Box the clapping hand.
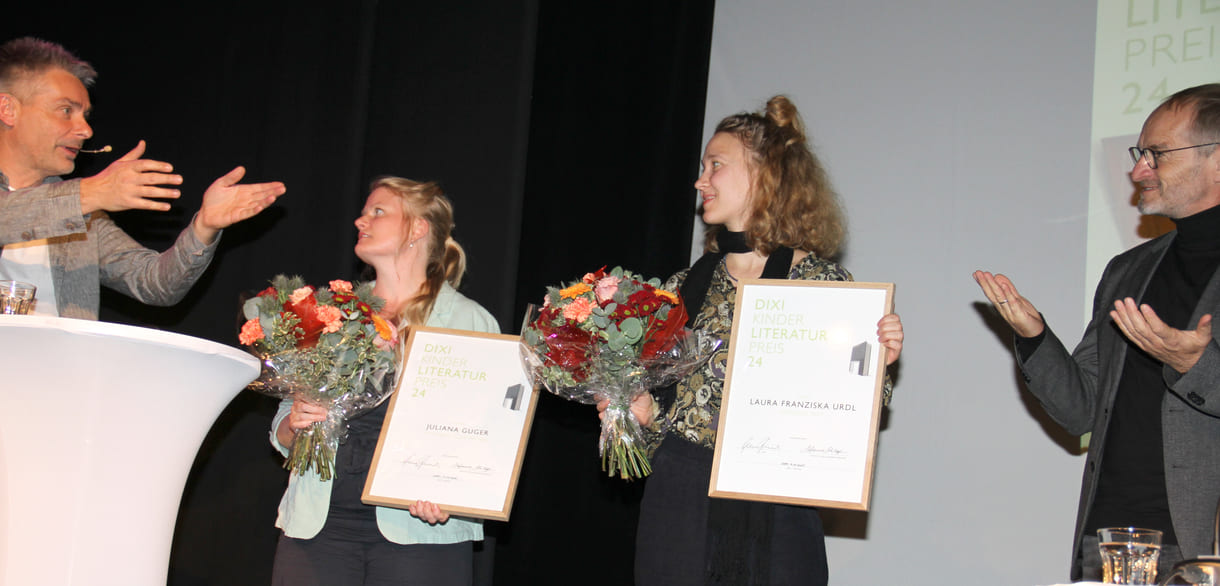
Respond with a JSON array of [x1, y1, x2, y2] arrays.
[[1110, 298, 1212, 373], [973, 270, 1045, 338]]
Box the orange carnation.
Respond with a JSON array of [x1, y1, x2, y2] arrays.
[[316, 305, 343, 334], [562, 297, 596, 322], [238, 319, 264, 345], [289, 286, 315, 305]]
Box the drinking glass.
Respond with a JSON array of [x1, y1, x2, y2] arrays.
[[1097, 527, 1162, 584], [0, 280, 36, 315]]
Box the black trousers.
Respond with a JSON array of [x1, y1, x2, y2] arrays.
[[271, 403, 473, 586], [635, 437, 829, 586], [271, 529, 472, 586]]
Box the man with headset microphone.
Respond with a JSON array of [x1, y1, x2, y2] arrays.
[[0, 36, 285, 320]]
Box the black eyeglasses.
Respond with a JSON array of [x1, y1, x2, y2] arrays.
[[1128, 143, 1220, 169]]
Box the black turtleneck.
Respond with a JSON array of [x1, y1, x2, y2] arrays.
[[1086, 203, 1220, 544]]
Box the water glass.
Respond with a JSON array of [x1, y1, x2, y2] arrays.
[[1098, 527, 1162, 584], [0, 280, 37, 315]]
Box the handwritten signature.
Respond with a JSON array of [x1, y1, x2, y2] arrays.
[[801, 444, 847, 458], [739, 437, 781, 454], [402, 453, 495, 476]]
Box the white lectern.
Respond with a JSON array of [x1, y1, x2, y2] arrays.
[[0, 315, 259, 586]]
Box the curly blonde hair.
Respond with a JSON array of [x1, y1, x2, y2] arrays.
[[369, 176, 467, 326], [704, 95, 845, 258]]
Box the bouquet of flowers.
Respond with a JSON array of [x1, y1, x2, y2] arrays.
[[239, 275, 399, 480], [520, 266, 718, 480]]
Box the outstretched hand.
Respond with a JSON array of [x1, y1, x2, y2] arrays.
[[78, 140, 182, 214], [973, 270, 1045, 338], [1110, 298, 1212, 373], [193, 166, 286, 243]]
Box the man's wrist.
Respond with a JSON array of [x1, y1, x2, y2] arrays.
[[77, 177, 100, 215], [190, 213, 220, 245]]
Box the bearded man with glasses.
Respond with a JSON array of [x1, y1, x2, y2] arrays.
[[974, 83, 1220, 583]]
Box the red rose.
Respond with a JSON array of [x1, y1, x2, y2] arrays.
[[285, 294, 326, 348], [257, 286, 277, 297], [543, 324, 595, 375], [536, 305, 564, 325], [641, 298, 688, 358]]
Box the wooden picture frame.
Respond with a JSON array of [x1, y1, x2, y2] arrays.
[[363, 326, 538, 521], [709, 280, 894, 511]]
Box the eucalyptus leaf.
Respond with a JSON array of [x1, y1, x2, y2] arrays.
[[522, 329, 541, 345], [243, 297, 262, 320], [620, 317, 643, 343]]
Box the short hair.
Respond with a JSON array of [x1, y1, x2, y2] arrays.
[[0, 37, 97, 97], [368, 176, 467, 326], [1156, 83, 1220, 147], [706, 95, 845, 259]]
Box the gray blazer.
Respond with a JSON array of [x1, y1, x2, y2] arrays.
[[0, 176, 218, 320], [1021, 231, 1220, 579]]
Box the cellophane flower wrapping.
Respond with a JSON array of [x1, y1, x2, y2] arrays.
[[519, 266, 720, 480], [239, 275, 399, 481]]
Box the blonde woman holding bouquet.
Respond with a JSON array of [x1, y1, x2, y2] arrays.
[[270, 177, 499, 586], [607, 96, 904, 586]]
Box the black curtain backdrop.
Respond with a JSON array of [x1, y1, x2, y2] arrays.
[[3, 2, 712, 584], [497, 3, 715, 585]]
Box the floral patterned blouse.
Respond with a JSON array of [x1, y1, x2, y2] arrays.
[[651, 253, 892, 451]]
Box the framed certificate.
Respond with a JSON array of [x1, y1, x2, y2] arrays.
[[709, 280, 894, 510], [362, 326, 539, 521]]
